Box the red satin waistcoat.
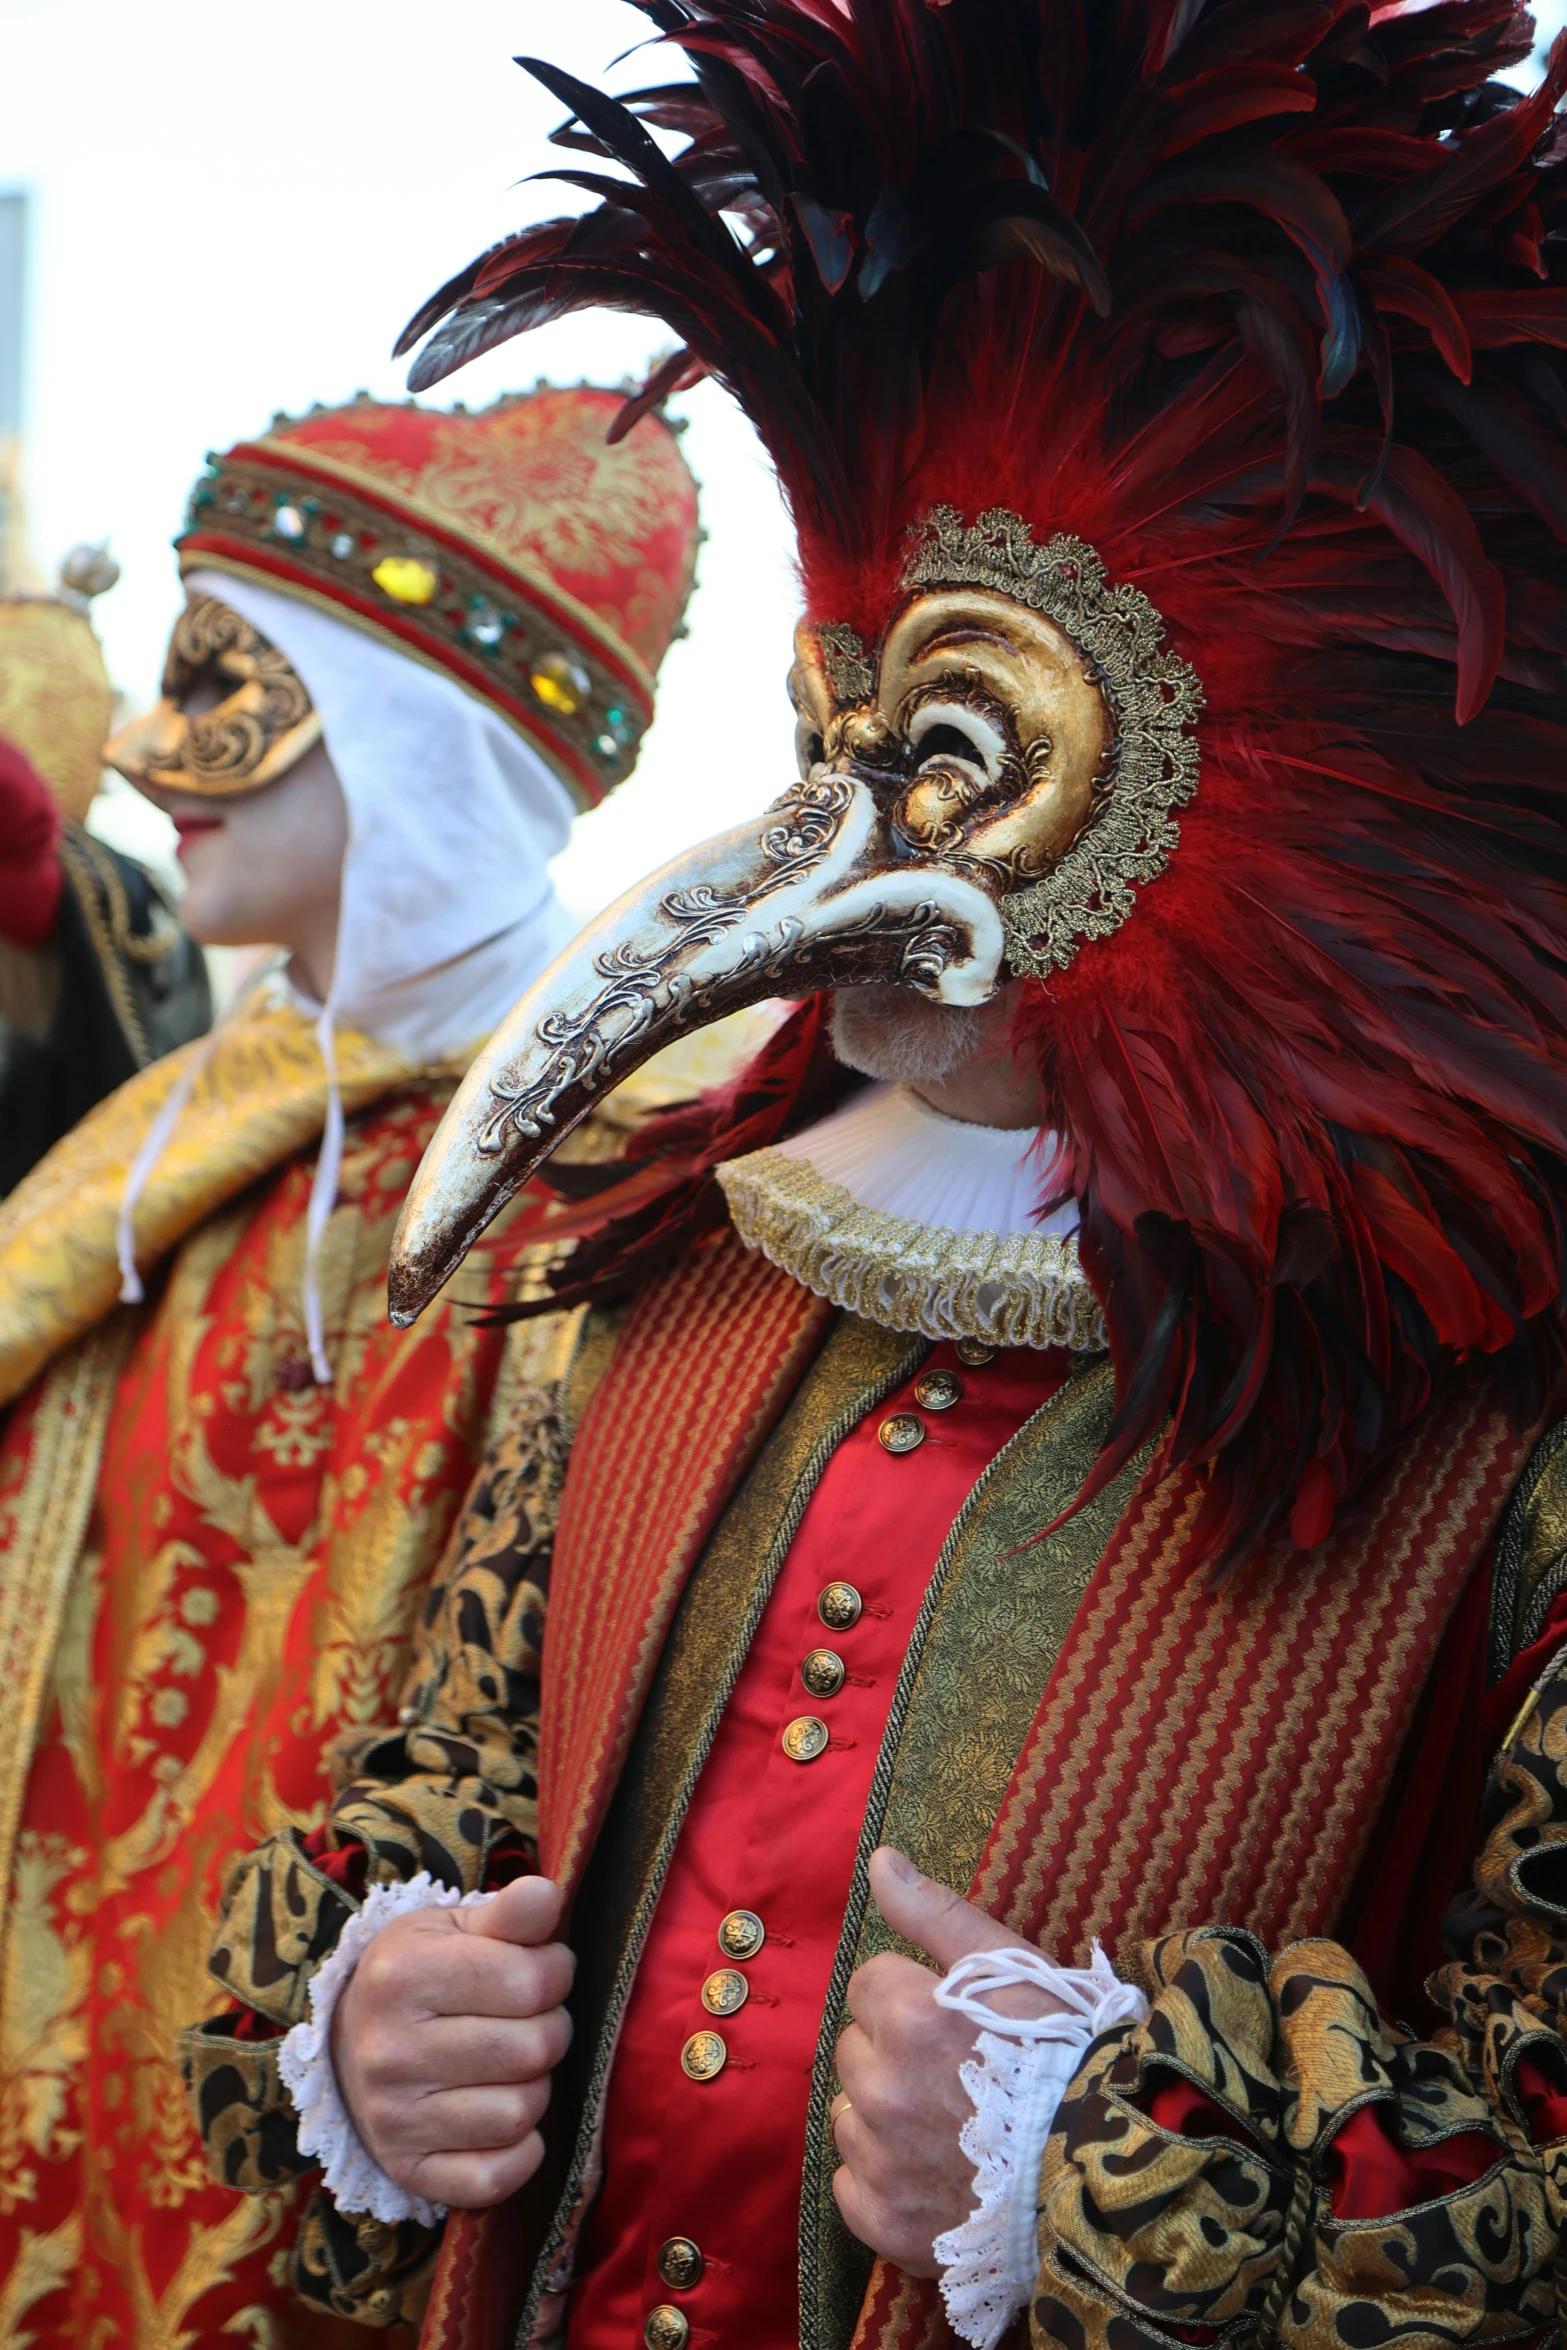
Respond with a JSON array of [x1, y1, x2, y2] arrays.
[[566, 1340, 1069, 2350]]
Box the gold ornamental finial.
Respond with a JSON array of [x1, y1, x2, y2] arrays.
[[57, 541, 121, 605]]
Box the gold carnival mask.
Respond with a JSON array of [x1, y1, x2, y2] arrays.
[[387, 508, 1203, 1320], [105, 595, 321, 796]]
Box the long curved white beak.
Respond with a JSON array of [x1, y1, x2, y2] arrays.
[[388, 771, 1005, 1324]]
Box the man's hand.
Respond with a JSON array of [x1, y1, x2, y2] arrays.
[[331, 1875, 575, 2211], [831, 1847, 1064, 2275]]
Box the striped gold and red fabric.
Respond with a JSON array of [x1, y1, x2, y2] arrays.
[[847, 1375, 1540, 2350], [538, 1230, 835, 1894], [421, 1232, 833, 2350]]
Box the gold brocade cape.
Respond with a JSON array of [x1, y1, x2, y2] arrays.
[[0, 988, 514, 2350], [0, 984, 421, 1409]]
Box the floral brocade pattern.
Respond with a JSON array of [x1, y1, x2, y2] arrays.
[[286, 401, 693, 673], [278, 393, 694, 665], [1034, 1659, 1567, 2350], [0, 983, 419, 1409], [0, 1079, 550, 2350]]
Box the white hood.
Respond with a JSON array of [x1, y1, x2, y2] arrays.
[[187, 568, 578, 1058]]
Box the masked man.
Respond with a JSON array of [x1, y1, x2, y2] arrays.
[[0, 384, 698, 2348], [0, 549, 211, 1191], [187, 8, 1567, 2350]]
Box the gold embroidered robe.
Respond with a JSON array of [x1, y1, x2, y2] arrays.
[[0, 987, 631, 2350]]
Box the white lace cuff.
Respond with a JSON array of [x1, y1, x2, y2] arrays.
[[277, 1871, 493, 2228], [931, 1943, 1148, 2350]]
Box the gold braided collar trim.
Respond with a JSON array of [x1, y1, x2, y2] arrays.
[[717, 1146, 1107, 1353]]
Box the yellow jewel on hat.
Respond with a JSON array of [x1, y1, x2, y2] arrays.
[[530, 649, 592, 715], [372, 555, 439, 606]]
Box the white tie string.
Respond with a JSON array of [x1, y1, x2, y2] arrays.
[[301, 1003, 344, 1387], [934, 1940, 1148, 2042], [116, 1022, 224, 1305]]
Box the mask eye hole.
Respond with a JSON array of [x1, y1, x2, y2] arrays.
[[906, 699, 1006, 782], [917, 722, 983, 769], [178, 662, 237, 719]]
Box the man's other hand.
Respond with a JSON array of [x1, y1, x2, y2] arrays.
[[831, 1847, 1065, 2275], [331, 1874, 574, 2211]]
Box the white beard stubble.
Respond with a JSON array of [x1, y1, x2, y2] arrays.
[[828, 985, 991, 1084]]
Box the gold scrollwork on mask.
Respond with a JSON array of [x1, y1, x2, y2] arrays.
[[796, 508, 1203, 978], [902, 508, 1202, 973], [105, 598, 322, 798]]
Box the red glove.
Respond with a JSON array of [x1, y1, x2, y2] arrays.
[[0, 735, 64, 948]]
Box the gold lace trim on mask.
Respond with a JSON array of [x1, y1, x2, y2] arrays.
[[901, 506, 1204, 977], [717, 1147, 1107, 1353]]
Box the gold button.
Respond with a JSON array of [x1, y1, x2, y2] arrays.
[[657, 2237, 705, 2291], [701, 1966, 750, 2017], [680, 2029, 728, 2082], [717, 1908, 764, 1960], [914, 1369, 963, 1411], [878, 1413, 925, 1455], [644, 2306, 691, 2350], [782, 1714, 830, 1762], [818, 1581, 863, 1631], [801, 1646, 846, 1698], [955, 1337, 996, 1367]]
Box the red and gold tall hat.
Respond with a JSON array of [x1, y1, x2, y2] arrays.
[[176, 385, 699, 809]]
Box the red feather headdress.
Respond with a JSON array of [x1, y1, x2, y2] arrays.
[[406, 0, 1567, 1567]]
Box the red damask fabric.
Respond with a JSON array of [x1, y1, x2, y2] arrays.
[[0, 1080, 519, 2350]]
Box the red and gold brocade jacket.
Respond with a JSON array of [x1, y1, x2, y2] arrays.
[[0, 985, 656, 2350], [183, 1223, 1567, 2350]]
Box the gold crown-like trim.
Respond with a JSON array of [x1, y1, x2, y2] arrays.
[[901, 507, 1203, 976], [717, 1146, 1107, 1353]]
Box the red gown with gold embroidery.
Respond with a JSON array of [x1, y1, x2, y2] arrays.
[[0, 1002, 555, 2349]]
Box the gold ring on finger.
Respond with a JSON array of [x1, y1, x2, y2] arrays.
[[829, 2092, 852, 2150]]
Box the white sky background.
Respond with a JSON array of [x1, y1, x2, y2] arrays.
[[3, 0, 1565, 930]]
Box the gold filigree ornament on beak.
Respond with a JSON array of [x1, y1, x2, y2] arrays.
[[387, 509, 1202, 1322], [105, 596, 321, 797]]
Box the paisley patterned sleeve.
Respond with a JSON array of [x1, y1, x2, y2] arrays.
[[1033, 1652, 1567, 2350], [178, 1363, 571, 2327]]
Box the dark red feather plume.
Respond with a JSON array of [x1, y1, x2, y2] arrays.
[[407, 0, 1567, 1571]]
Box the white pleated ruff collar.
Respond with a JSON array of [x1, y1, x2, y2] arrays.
[[716, 1083, 1106, 1353]]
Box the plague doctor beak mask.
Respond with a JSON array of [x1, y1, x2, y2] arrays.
[[389, 510, 1200, 1322], [376, 0, 1567, 1589]]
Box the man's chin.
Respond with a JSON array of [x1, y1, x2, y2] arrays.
[[829, 985, 992, 1084]]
